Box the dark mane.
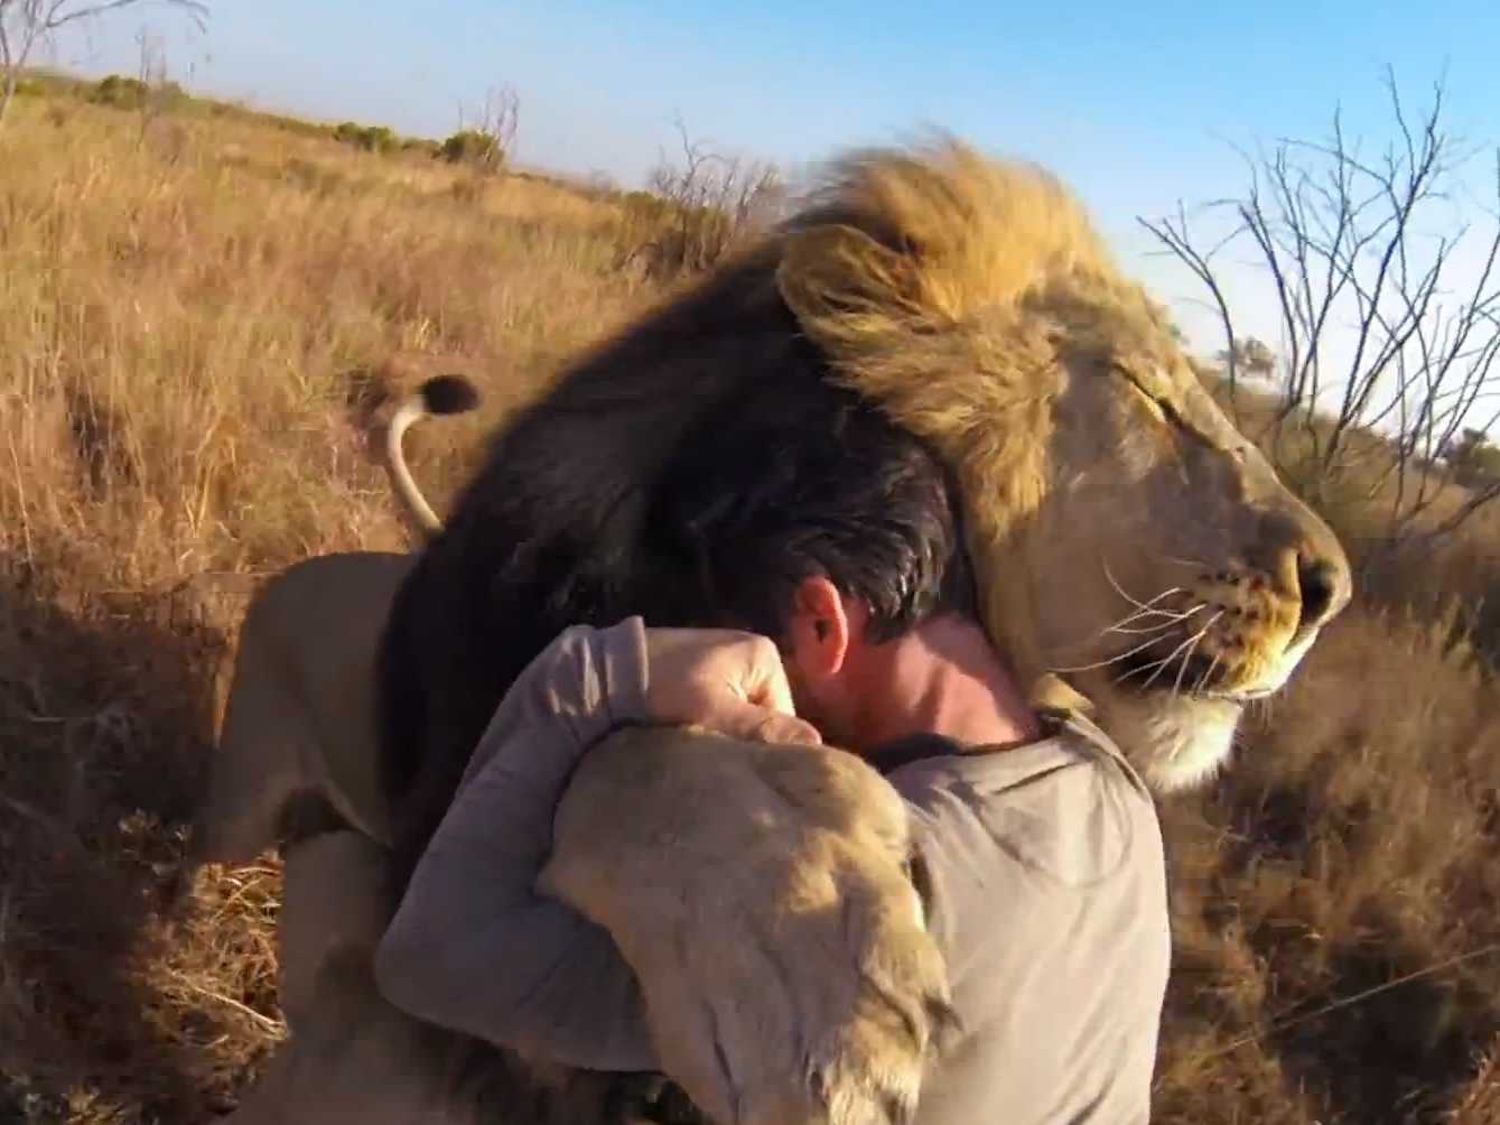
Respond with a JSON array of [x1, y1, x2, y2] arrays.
[[377, 244, 838, 873]]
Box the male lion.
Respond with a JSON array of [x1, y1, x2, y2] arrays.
[[373, 136, 1350, 1120]]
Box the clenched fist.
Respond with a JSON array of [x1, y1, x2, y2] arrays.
[[643, 629, 823, 748]]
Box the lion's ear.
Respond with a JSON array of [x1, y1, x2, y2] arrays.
[[775, 224, 926, 356]]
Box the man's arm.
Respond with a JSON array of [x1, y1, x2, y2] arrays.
[[374, 618, 817, 1072], [374, 617, 659, 1071]]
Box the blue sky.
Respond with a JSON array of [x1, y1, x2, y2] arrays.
[[52, 0, 1500, 360]]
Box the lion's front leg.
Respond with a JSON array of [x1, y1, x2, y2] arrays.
[[540, 727, 951, 1125]]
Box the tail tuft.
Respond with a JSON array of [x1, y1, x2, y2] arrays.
[[420, 374, 481, 417], [385, 374, 481, 538]]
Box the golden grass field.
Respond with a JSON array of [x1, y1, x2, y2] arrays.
[[1, 89, 1498, 1124]]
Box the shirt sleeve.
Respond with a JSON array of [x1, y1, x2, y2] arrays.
[[373, 616, 659, 1072]]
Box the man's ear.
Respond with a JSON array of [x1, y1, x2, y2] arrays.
[[786, 576, 855, 679]]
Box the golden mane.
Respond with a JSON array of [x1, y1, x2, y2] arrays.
[[787, 138, 1119, 323]]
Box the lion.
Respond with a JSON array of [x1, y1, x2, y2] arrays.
[[366, 136, 1350, 1121]]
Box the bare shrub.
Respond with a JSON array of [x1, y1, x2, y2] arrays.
[[624, 117, 785, 279], [1143, 72, 1500, 541], [442, 84, 518, 173]]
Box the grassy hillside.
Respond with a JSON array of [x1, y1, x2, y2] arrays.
[[1, 89, 1497, 1124]]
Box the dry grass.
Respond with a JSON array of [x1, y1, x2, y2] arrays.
[[1, 94, 1498, 1123], [1154, 604, 1500, 1122], [0, 95, 657, 1121]]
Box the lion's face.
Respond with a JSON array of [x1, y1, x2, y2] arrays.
[[776, 141, 1351, 790], [1014, 308, 1350, 790]]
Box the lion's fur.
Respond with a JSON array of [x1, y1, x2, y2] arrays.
[[194, 550, 412, 866], [776, 146, 1124, 548]]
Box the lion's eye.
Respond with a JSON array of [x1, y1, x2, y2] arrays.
[[1113, 367, 1181, 427], [1151, 391, 1187, 429], [1133, 388, 1168, 424]]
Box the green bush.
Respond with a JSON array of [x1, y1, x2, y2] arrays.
[[87, 74, 186, 112], [1445, 429, 1500, 489], [332, 121, 397, 154], [439, 129, 503, 171], [400, 137, 443, 159], [90, 75, 150, 110]]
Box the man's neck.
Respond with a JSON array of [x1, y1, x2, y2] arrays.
[[844, 616, 1041, 752]]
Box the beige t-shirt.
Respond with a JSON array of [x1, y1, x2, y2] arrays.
[[376, 618, 1170, 1124]]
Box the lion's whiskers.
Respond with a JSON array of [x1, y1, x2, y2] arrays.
[[1172, 623, 1216, 699], [1050, 602, 1211, 672], [1048, 595, 1198, 655], [1049, 561, 1213, 669], [1193, 653, 1223, 695], [1156, 552, 1213, 572], [1111, 600, 1199, 626], [1048, 632, 1170, 675], [1117, 612, 1223, 693], [1094, 558, 1235, 697], [1106, 603, 1207, 635], [1102, 562, 1184, 616]]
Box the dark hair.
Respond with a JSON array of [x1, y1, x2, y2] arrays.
[[648, 376, 975, 643]]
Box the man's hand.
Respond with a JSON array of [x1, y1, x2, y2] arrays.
[[644, 629, 823, 747]]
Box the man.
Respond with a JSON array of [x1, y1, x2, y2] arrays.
[[376, 386, 1170, 1123]]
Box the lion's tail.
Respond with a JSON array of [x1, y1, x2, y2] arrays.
[[384, 374, 481, 537]]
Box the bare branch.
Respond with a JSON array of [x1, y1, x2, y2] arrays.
[[1138, 202, 1242, 396], [446, 83, 519, 173], [633, 115, 783, 278], [1139, 74, 1500, 538]]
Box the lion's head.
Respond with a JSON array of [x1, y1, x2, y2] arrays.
[[772, 140, 1351, 789]]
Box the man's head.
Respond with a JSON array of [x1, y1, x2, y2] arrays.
[[651, 376, 1031, 751]]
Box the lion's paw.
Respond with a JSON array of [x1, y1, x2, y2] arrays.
[[541, 727, 953, 1125]]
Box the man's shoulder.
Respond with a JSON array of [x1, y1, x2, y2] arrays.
[[889, 727, 1160, 889]]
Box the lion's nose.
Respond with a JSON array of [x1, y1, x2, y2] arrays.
[[1258, 507, 1353, 637], [1296, 551, 1350, 632]]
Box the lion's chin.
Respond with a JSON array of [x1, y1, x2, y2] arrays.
[[1092, 689, 1242, 794]]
